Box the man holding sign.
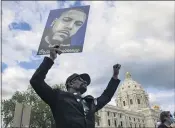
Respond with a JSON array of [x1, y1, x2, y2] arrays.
[[30, 45, 121, 128]]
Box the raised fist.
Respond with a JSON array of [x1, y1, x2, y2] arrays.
[[113, 64, 121, 79]]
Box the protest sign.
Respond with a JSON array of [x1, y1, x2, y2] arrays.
[[37, 5, 90, 55]]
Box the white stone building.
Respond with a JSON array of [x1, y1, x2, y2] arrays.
[[95, 72, 161, 128]]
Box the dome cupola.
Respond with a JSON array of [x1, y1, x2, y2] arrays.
[[116, 72, 150, 111]]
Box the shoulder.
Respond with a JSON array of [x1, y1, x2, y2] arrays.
[[53, 88, 67, 95], [158, 124, 163, 128], [158, 124, 168, 128], [83, 95, 98, 105], [84, 95, 95, 100]]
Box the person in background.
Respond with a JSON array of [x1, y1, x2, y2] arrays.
[[156, 121, 161, 128], [158, 111, 175, 128]]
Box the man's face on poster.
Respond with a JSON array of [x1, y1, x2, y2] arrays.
[[51, 9, 87, 43]]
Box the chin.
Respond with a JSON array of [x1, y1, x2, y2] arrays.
[[48, 35, 62, 44], [80, 91, 86, 95], [80, 88, 87, 94], [49, 39, 62, 46], [52, 37, 63, 42]]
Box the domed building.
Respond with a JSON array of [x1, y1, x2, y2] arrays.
[[95, 72, 161, 128], [116, 72, 150, 111]]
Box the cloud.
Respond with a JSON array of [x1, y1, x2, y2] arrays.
[[88, 57, 174, 91], [149, 90, 174, 104], [78, 1, 175, 89], [149, 90, 175, 114], [2, 65, 34, 99], [2, 1, 61, 66], [2, 1, 174, 115]]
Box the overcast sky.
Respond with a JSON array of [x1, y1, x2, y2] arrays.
[[2, 1, 175, 115]]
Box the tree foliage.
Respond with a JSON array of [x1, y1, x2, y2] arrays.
[[2, 84, 66, 128]]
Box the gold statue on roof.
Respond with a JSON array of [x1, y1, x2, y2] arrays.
[[153, 105, 160, 110]]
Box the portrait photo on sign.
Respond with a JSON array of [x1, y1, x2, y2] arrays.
[[37, 5, 90, 55]]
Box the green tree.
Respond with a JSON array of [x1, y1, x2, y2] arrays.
[[2, 84, 66, 128]]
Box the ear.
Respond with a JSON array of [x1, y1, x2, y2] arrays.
[[67, 82, 74, 89]]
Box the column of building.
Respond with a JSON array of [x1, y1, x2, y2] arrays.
[[100, 108, 108, 127]]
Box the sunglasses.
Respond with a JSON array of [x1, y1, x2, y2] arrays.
[[70, 76, 87, 84]]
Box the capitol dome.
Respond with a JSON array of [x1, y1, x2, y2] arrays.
[[117, 72, 145, 94], [116, 72, 150, 111]]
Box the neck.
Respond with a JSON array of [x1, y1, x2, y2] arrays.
[[68, 88, 81, 95]]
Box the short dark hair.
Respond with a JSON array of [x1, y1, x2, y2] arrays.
[[160, 111, 170, 123], [65, 79, 73, 90]]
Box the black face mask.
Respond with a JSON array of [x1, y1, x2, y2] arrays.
[[68, 76, 87, 94], [164, 117, 174, 127], [79, 84, 87, 94], [67, 83, 87, 94]]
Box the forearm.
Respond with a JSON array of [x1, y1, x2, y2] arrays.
[[112, 75, 118, 80], [30, 57, 54, 83], [101, 77, 120, 100], [95, 77, 120, 111], [30, 57, 56, 105]]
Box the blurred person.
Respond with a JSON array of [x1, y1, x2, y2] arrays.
[[170, 114, 175, 128], [30, 45, 121, 128], [157, 121, 161, 128], [158, 111, 175, 128]]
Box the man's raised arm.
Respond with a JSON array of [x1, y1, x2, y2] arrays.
[[30, 45, 62, 106], [94, 64, 121, 111]]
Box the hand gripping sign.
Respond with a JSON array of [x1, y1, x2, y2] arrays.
[[37, 5, 90, 55]]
